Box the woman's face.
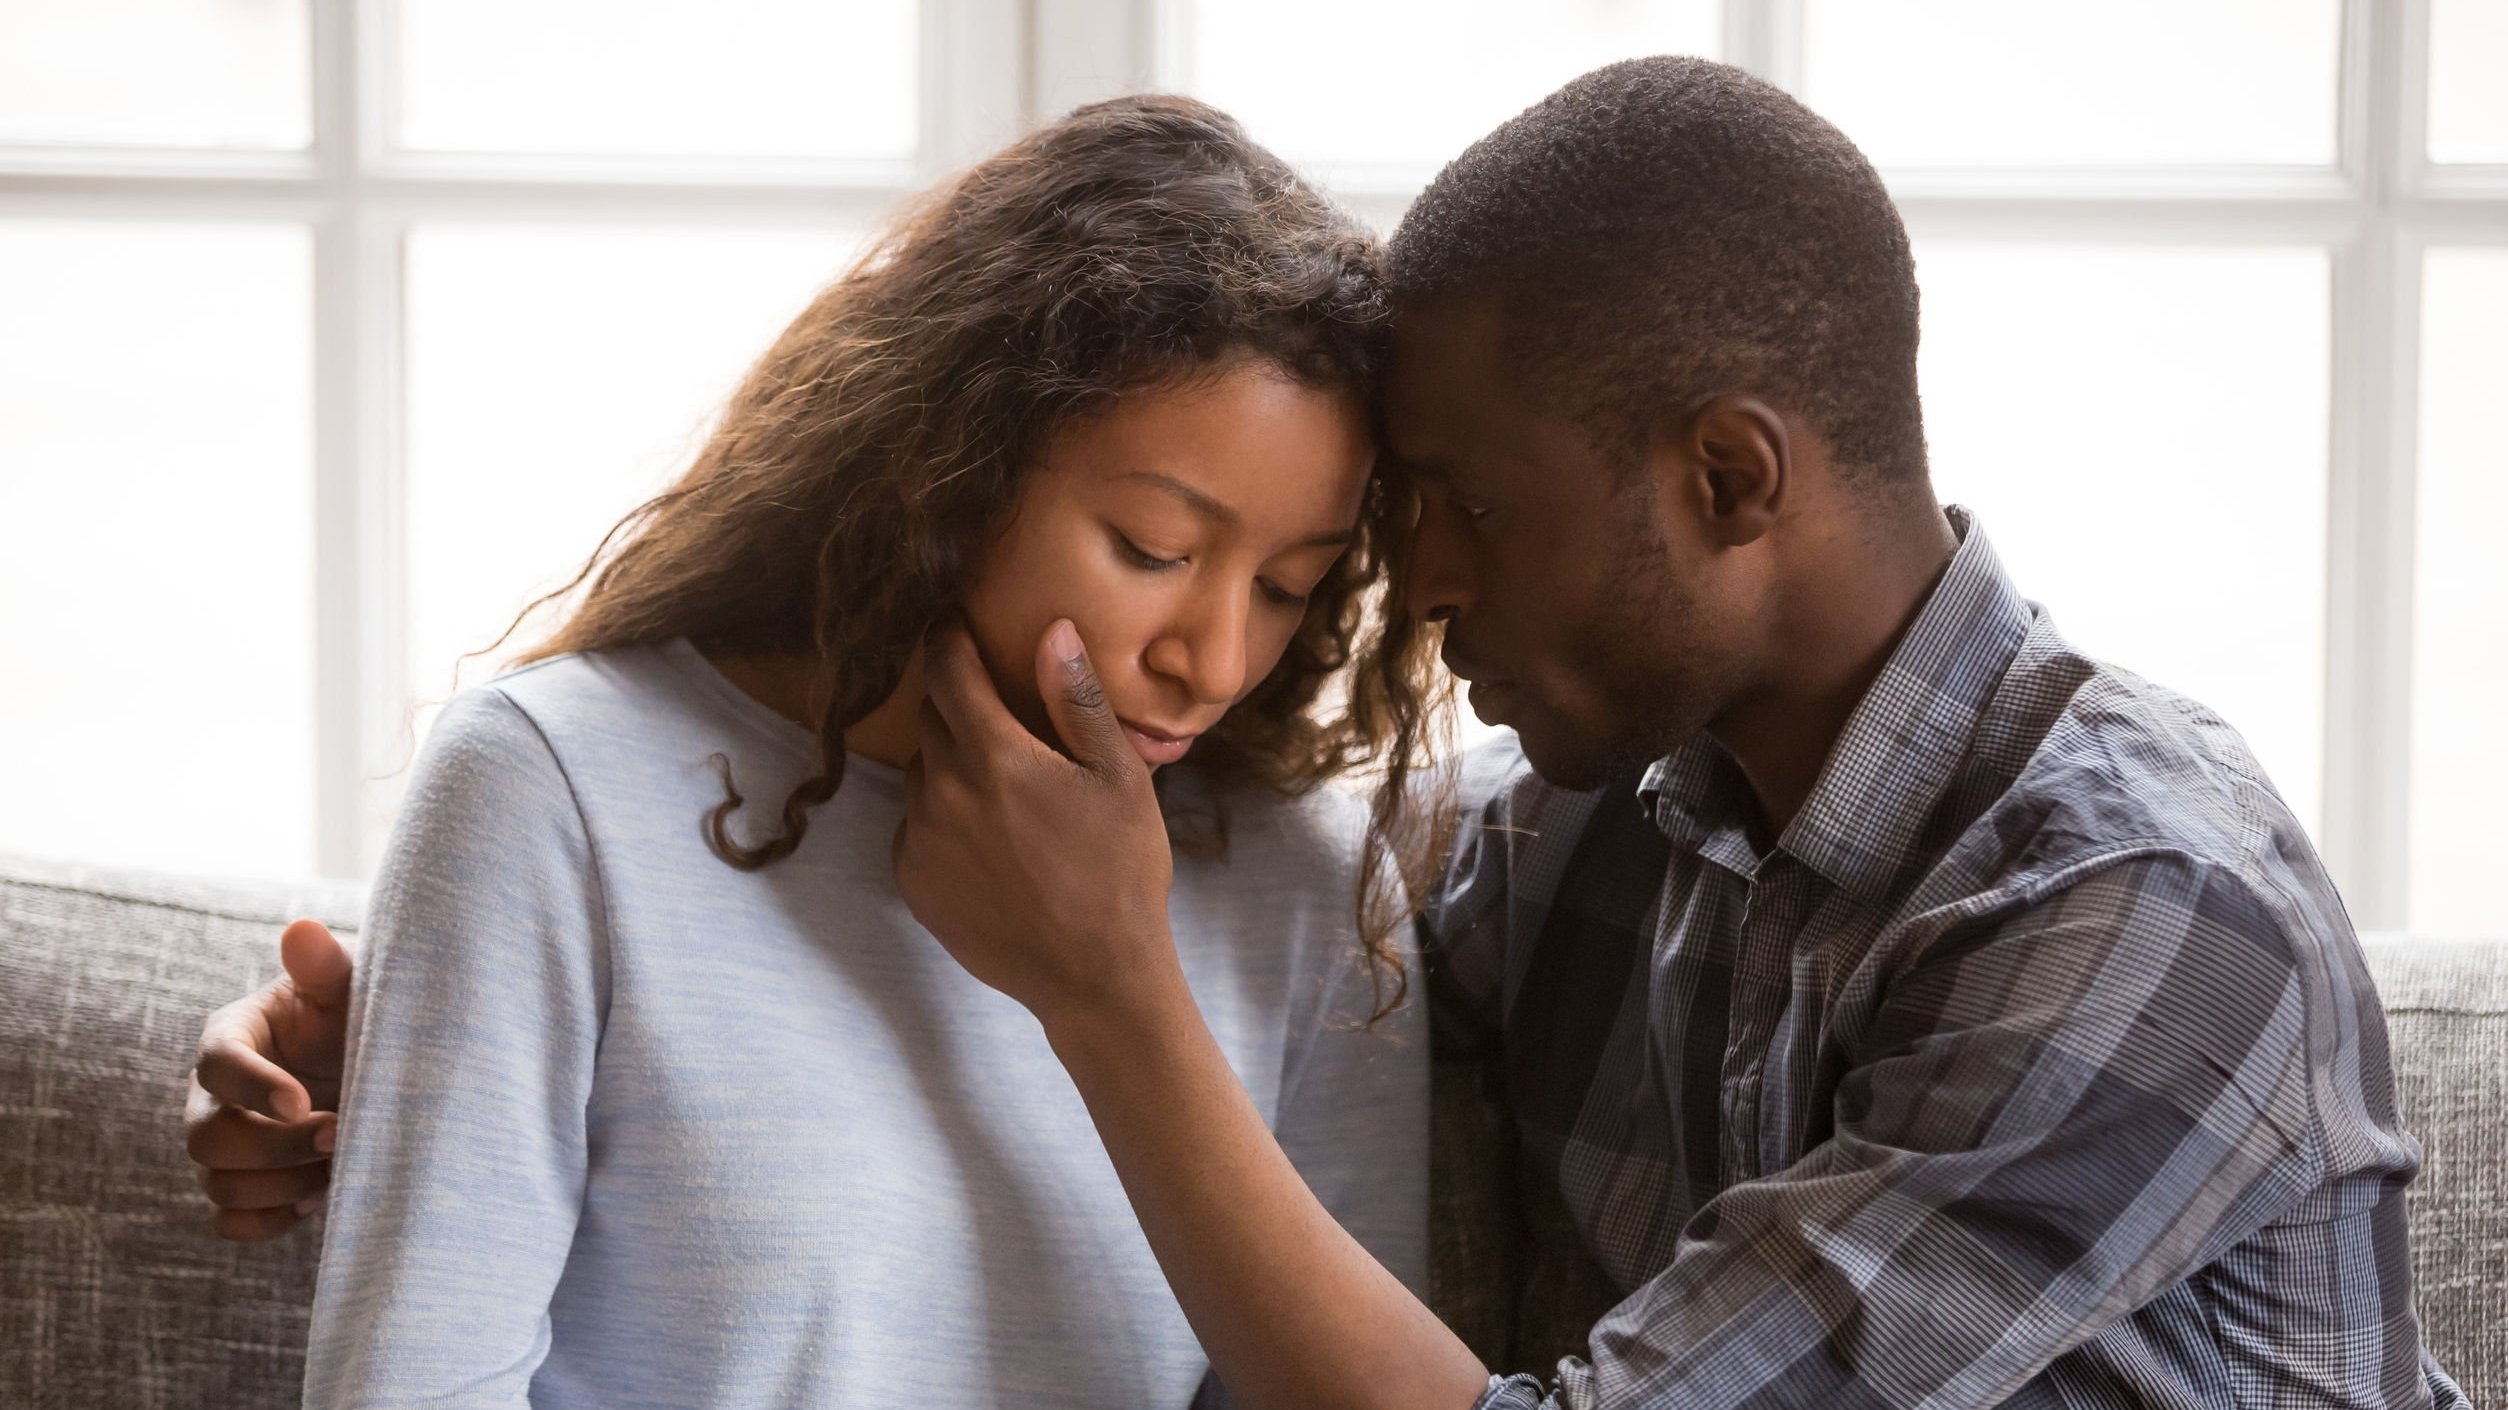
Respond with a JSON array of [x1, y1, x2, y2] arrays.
[[958, 357, 1373, 770]]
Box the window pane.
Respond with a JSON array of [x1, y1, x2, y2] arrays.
[[1915, 245, 2330, 832], [2409, 250, 2508, 938], [1804, 1, 2339, 167], [2430, 0, 2508, 164], [392, 0, 917, 160], [0, 0, 309, 149], [1176, 0, 1717, 178], [0, 222, 314, 877], [401, 225, 866, 809]]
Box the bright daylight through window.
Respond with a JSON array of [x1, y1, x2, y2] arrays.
[[1, 0, 2502, 938]]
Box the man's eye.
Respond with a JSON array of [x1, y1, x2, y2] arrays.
[[1456, 501, 1495, 523], [1114, 533, 1185, 571]]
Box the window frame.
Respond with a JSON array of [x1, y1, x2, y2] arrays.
[[1, 0, 2502, 928], [1146, 0, 2508, 930]]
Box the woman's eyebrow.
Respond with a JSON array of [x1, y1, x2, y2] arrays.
[[1116, 471, 1239, 526], [1115, 471, 1354, 551]]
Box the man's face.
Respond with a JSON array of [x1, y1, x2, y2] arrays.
[[1385, 295, 1756, 789]]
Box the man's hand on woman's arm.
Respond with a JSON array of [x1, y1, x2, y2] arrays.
[[184, 918, 353, 1240]]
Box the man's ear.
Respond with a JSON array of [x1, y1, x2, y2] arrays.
[[1658, 394, 1789, 548]]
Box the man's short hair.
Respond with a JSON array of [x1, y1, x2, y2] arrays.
[[1387, 56, 1928, 487]]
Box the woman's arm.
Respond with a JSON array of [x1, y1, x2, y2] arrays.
[[304, 687, 609, 1410]]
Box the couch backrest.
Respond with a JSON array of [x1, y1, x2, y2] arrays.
[[2359, 933, 2508, 1406], [1, 853, 359, 1410], [4, 851, 2502, 1409]]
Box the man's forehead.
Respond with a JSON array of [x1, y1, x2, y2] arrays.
[[1383, 298, 1509, 445], [1387, 291, 1509, 370]]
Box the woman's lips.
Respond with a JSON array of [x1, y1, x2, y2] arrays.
[[1117, 716, 1199, 766]]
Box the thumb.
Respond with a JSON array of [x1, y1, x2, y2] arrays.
[[1036, 620, 1134, 780], [280, 918, 353, 1009]]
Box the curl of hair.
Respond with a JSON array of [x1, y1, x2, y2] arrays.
[[490, 94, 1454, 1020]]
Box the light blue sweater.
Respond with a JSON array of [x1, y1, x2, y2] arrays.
[[303, 639, 1427, 1408]]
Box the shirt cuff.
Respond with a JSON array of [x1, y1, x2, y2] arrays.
[[1475, 1373, 1554, 1410]]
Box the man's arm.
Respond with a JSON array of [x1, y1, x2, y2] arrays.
[[893, 620, 1489, 1410], [1046, 980, 1486, 1410], [893, 620, 2325, 1410], [186, 918, 354, 1239], [1481, 851, 2322, 1409]]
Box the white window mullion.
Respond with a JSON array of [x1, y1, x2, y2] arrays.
[[1724, 0, 1806, 92], [310, 0, 410, 878], [307, 0, 359, 877], [921, 0, 1029, 176], [1035, 0, 1157, 126], [2319, 0, 2427, 928]]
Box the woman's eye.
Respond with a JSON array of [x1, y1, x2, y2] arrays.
[[1258, 579, 1311, 608], [1113, 533, 1185, 571]]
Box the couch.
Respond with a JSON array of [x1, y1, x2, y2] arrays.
[[4, 848, 2501, 1408]]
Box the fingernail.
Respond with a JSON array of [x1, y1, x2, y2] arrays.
[[294, 1193, 327, 1218], [314, 1123, 336, 1154], [1047, 619, 1082, 668]]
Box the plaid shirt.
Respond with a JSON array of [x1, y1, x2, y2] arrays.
[[1427, 511, 2468, 1410]]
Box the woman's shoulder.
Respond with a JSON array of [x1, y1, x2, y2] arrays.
[[454, 640, 810, 774], [470, 641, 687, 733]]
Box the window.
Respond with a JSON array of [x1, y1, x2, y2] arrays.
[[0, 0, 1016, 879], [4, 2, 2502, 938], [1158, 0, 2508, 939]]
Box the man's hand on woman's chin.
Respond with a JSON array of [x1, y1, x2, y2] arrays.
[[185, 918, 353, 1240], [891, 617, 1187, 1035]]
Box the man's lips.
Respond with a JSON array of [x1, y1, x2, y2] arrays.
[[1117, 716, 1200, 766]]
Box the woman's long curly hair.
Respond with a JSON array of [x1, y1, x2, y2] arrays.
[[498, 95, 1453, 1018]]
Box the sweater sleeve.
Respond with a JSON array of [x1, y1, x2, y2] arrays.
[[1267, 851, 1432, 1303], [303, 686, 610, 1409]]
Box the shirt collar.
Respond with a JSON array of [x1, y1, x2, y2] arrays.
[[1637, 507, 2037, 900]]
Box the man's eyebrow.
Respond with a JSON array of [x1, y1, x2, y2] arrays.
[[1391, 454, 1454, 485], [1115, 471, 1353, 551]]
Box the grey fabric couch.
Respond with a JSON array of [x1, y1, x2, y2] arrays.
[[4, 849, 2501, 1408]]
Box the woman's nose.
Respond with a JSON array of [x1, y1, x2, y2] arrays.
[[1145, 590, 1252, 707]]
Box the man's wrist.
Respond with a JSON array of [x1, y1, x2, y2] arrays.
[[1037, 941, 1199, 1077]]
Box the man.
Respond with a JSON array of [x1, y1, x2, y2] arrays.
[[191, 58, 2463, 1410]]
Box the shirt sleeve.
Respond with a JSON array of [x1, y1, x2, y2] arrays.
[[1478, 851, 2323, 1410], [1419, 733, 1537, 1060], [303, 686, 610, 1409]]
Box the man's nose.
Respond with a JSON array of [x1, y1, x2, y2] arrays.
[[1403, 504, 1473, 624]]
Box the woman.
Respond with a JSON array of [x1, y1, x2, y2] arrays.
[[298, 96, 1451, 1408]]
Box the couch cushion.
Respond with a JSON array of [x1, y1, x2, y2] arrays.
[[0, 852, 360, 1410], [2362, 934, 2508, 1410]]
